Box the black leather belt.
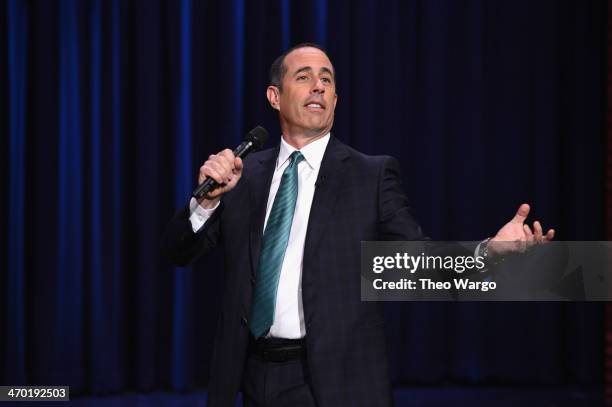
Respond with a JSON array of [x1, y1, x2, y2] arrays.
[[249, 336, 306, 362]]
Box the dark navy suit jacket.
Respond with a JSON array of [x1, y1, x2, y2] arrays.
[[163, 136, 427, 407]]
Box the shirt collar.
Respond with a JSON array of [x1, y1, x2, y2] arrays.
[[277, 133, 330, 171]]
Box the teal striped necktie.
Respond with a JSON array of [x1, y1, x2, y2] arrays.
[[249, 151, 304, 338]]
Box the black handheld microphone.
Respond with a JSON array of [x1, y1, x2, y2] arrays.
[[192, 126, 269, 199]]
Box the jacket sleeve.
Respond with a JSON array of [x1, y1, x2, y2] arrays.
[[377, 156, 429, 241], [161, 202, 223, 267]]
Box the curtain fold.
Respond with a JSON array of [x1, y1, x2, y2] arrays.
[[6, 0, 28, 385], [171, 0, 194, 391]]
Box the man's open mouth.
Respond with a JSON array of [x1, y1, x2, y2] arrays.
[[304, 102, 325, 111]]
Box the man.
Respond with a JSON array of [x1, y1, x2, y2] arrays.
[[162, 43, 554, 407]]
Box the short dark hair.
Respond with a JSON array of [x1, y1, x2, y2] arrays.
[[269, 42, 335, 91]]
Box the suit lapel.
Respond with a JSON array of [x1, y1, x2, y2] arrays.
[[303, 136, 349, 261], [248, 146, 278, 275]]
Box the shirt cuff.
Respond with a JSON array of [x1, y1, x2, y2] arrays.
[[188, 197, 219, 232]]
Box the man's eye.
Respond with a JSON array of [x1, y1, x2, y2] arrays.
[[321, 77, 332, 84], [297, 75, 308, 81]]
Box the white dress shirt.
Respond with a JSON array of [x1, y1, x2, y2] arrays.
[[189, 134, 330, 339]]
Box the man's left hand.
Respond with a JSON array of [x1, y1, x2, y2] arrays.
[[488, 203, 555, 256]]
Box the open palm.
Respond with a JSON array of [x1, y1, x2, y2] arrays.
[[489, 203, 555, 255]]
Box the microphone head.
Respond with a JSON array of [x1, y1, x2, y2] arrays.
[[246, 126, 269, 150]]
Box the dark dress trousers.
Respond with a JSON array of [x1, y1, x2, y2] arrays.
[[162, 136, 427, 407]]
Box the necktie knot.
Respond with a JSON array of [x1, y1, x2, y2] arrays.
[[289, 151, 304, 167]]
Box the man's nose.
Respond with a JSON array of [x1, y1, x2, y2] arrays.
[[311, 79, 325, 93]]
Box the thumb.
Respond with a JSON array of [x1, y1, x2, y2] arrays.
[[234, 157, 244, 172], [511, 203, 530, 224]]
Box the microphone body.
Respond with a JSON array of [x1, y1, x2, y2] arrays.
[[192, 126, 268, 199]]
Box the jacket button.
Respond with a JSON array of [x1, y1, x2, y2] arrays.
[[241, 316, 248, 326], [250, 277, 256, 286]]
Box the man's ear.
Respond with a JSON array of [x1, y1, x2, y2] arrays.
[[267, 86, 280, 111]]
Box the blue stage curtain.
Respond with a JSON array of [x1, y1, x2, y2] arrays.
[[2, 0, 604, 395], [5, 0, 28, 386]]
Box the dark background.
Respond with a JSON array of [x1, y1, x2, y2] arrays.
[[2, 0, 605, 398]]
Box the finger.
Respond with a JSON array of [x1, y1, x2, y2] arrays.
[[234, 157, 243, 172], [219, 148, 236, 165], [198, 158, 215, 180], [211, 153, 233, 173], [523, 223, 533, 240], [522, 224, 535, 249], [545, 229, 555, 241], [198, 164, 208, 183], [533, 221, 543, 242], [228, 158, 244, 185], [200, 156, 215, 174], [203, 164, 226, 184], [209, 160, 233, 182], [201, 154, 217, 175], [207, 160, 226, 177], [511, 203, 530, 224]]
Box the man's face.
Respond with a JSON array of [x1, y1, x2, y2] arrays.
[[267, 47, 338, 139]]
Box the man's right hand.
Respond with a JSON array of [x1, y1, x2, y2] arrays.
[[196, 149, 243, 208]]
